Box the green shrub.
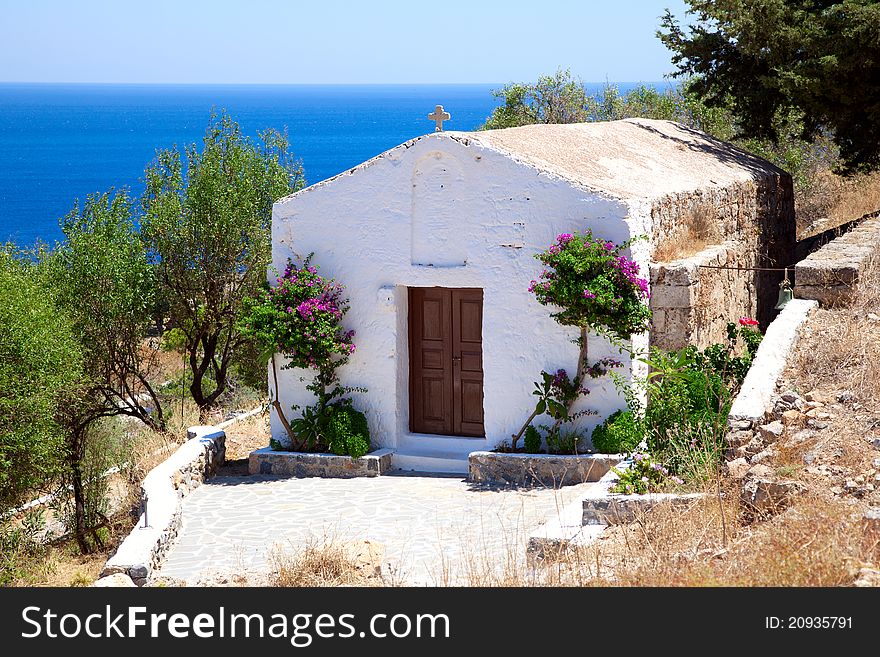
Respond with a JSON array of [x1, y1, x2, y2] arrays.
[[611, 453, 683, 495], [591, 410, 643, 454], [523, 425, 542, 453], [546, 430, 581, 455], [326, 405, 371, 459]]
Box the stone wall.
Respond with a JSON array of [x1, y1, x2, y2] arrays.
[[795, 215, 880, 306], [99, 427, 225, 586], [468, 451, 620, 488], [649, 174, 796, 348], [249, 447, 394, 478], [650, 242, 756, 351]]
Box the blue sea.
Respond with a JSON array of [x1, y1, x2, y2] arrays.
[[0, 82, 657, 246]]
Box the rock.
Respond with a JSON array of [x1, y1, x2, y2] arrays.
[[805, 401, 824, 410], [808, 419, 829, 430], [92, 573, 136, 588], [863, 507, 880, 542], [868, 313, 880, 322], [740, 475, 806, 518], [758, 421, 785, 443], [803, 450, 817, 465], [128, 564, 149, 579], [781, 409, 805, 428], [844, 480, 859, 491], [836, 391, 855, 404], [746, 463, 775, 480], [854, 568, 880, 587], [781, 390, 801, 404], [726, 430, 754, 448], [873, 458, 880, 470], [871, 437, 880, 451], [725, 457, 751, 480], [805, 390, 831, 403], [743, 436, 766, 457], [750, 447, 778, 465], [731, 420, 752, 431], [790, 429, 816, 444]]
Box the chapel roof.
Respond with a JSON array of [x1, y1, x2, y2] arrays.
[[457, 118, 784, 200]]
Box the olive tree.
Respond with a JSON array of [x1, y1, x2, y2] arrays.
[[142, 112, 304, 413], [0, 248, 83, 512], [51, 190, 164, 431]]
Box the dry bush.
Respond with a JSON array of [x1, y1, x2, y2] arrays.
[[269, 539, 384, 587], [653, 204, 720, 262], [798, 171, 880, 237]]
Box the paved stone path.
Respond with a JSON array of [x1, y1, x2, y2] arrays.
[[156, 472, 595, 585]]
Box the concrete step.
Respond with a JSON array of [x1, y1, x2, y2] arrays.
[[392, 449, 469, 474], [527, 494, 607, 561]]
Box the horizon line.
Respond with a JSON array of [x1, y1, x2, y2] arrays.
[[0, 79, 673, 87]]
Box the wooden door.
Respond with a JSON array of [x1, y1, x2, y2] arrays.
[[409, 287, 484, 436]]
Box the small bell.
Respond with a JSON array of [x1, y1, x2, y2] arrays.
[[775, 268, 793, 310]]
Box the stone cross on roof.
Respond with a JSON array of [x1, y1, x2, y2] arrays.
[[428, 105, 451, 132]]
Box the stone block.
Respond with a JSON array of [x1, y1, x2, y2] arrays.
[[650, 284, 693, 309], [468, 452, 620, 488], [582, 492, 704, 525], [247, 447, 394, 479]]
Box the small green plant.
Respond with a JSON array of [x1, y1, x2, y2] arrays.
[[545, 429, 582, 455], [159, 327, 187, 352], [591, 409, 644, 454], [611, 453, 683, 495], [0, 510, 47, 586], [325, 404, 371, 459], [523, 425, 543, 454]]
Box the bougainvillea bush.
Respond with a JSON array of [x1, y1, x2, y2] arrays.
[[529, 231, 651, 340], [241, 255, 369, 456], [509, 231, 651, 451]]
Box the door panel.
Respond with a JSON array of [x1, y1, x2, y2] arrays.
[[451, 289, 485, 436], [409, 288, 453, 435], [409, 287, 484, 437]]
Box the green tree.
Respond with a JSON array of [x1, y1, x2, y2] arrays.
[[50, 190, 164, 431], [0, 248, 83, 512], [481, 68, 591, 129], [659, 0, 880, 174], [142, 111, 304, 413]]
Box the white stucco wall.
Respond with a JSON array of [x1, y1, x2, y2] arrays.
[[270, 133, 649, 458]]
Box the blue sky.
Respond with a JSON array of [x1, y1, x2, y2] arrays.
[[0, 0, 690, 84]]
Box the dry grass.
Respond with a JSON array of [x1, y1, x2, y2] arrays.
[[585, 493, 874, 586], [653, 204, 720, 262], [798, 170, 880, 238], [222, 409, 271, 461], [269, 538, 385, 587], [789, 256, 880, 399]]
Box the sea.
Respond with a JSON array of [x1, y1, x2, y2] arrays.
[[0, 82, 657, 246]]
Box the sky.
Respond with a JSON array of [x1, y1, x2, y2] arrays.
[[0, 0, 691, 84]]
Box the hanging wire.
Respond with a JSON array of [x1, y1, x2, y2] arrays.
[[695, 264, 799, 271]]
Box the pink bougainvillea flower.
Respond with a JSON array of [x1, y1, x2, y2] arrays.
[[738, 317, 759, 326]]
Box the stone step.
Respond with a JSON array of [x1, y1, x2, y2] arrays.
[[392, 449, 469, 474], [527, 494, 607, 561]]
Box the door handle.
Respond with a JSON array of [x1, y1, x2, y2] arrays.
[[452, 356, 461, 365]]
